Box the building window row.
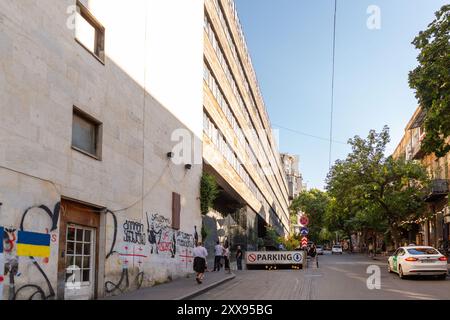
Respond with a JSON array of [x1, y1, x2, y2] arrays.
[[204, 62, 288, 221], [204, 112, 279, 219], [204, 13, 251, 130], [204, 14, 286, 202], [206, 4, 290, 206]]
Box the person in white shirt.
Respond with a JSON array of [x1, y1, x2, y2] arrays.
[[214, 241, 224, 272], [193, 241, 208, 284]]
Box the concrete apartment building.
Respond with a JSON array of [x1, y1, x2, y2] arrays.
[[202, 0, 290, 252], [0, 0, 290, 300], [280, 153, 305, 201], [393, 106, 450, 250], [0, 0, 204, 300]]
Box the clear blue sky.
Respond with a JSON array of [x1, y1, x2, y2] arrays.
[[235, 0, 448, 190]]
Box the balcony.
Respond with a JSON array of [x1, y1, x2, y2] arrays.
[[408, 131, 426, 160], [424, 179, 449, 202]]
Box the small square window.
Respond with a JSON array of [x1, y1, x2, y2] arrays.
[[75, 1, 105, 63], [72, 107, 102, 159]]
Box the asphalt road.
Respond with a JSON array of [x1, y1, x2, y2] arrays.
[[193, 253, 450, 300]]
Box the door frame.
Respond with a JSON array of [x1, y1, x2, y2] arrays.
[[57, 199, 102, 300]]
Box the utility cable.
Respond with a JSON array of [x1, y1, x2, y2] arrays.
[[329, 0, 338, 168]]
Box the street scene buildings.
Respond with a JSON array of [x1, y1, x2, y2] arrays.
[[0, 0, 449, 302], [0, 0, 294, 300]]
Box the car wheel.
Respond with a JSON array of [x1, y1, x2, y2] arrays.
[[399, 265, 406, 279]]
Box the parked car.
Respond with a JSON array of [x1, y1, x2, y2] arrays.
[[331, 245, 343, 255], [316, 245, 324, 255], [388, 246, 448, 280]]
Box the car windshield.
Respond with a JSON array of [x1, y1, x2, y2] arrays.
[[317, 246, 323, 249], [333, 246, 341, 248], [407, 248, 439, 255]]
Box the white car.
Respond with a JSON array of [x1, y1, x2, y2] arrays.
[[331, 245, 343, 254], [316, 245, 324, 255], [388, 246, 448, 279]]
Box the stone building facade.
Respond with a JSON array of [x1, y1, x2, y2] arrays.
[[0, 0, 203, 300], [393, 106, 450, 250], [280, 153, 304, 201]]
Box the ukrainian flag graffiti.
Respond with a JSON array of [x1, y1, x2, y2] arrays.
[[17, 231, 51, 258]]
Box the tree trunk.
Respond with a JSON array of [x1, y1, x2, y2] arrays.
[[391, 225, 401, 249], [348, 232, 353, 253]]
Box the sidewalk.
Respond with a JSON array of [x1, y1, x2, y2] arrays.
[[102, 271, 235, 300]]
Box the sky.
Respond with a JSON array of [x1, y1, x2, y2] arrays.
[[235, 0, 448, 190]]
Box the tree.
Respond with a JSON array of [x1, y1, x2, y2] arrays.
[[409, 5, 450, 157], [264, 226, 280, 249], [290, 189, 330, 243], [278, 235, 300, 251], [326, 127, 429, 247], [200, 173, 219, 215]]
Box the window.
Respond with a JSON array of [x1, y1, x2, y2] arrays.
[[75, 1, 105, 63], [407, 248, 439, 255], [72, 107, 102, 159]]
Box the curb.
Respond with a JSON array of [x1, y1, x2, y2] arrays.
[[176, 273, 236, 300]]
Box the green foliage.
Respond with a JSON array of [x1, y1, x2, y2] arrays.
[[409, 5, 450, 157], [291, 189, 330, 243], [325, 127, 429, 246], [264, 226, 280, 248], [200, 173, 219, 215], [318, 227, 333, 242], [201, 224, 210, 242], [278, 235, 300, 251]]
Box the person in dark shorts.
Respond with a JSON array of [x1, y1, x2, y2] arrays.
[[236, 245, 243, 270], [193, 241, 208, 284]]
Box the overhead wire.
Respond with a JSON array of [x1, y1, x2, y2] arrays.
[[329, 0, 338, 169]]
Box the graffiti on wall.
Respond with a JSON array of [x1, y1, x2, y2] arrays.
[[104, 211, 197, 295], [123, 220, 146, 245], [1, 202, 60, 300], [0, 227, 4, 299]]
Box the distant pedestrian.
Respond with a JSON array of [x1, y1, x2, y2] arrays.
[[236, 245, 243, 270], [214, 241, 224, 272], [223, 244, 231, 274], [368, 242, 374, 258], [193, 241, 208, 284]]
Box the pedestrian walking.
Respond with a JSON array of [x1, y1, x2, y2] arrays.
[[368, 242, 374, 258], [236, 245, 243, 271], [214, 241, 224, 271], [193, 241, 208, 284], [223, 244, 231, 274]]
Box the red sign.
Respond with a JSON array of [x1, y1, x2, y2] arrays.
[[248, 253, 257, 263], [299, 216, 309, 226]]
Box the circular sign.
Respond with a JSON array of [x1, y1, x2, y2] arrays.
[[293, 253, 302, 263], [299, 216, 309, 226], [300, 227, 309, 236], [248, 254, 257, 263]]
